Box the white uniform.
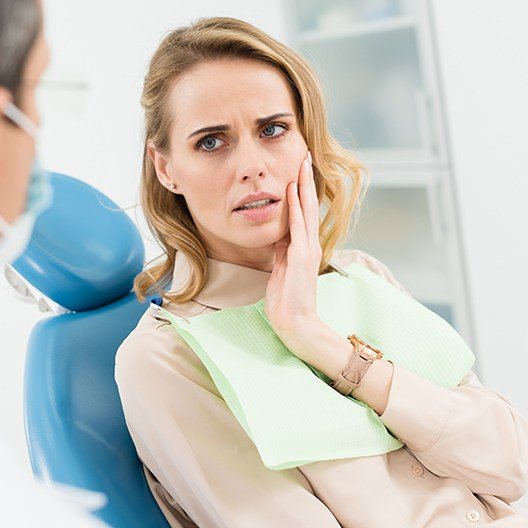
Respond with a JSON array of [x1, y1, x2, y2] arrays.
[[0, 434, 109, 527]]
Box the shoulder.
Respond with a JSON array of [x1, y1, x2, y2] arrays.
[[114, 304, 213, 395], [331, 248, 412, 297], [114, 308, 181, 383]]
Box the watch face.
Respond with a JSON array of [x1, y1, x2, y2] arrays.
[[362, 346, 379, 360], [349, 334, 383, 360]]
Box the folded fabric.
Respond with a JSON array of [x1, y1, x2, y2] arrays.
[[155, 261, 475, 471]]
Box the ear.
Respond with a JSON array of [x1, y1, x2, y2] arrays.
[[147, 142, 178, 192]]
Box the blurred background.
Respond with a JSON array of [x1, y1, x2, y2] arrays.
[[1, 0, 527, 510]]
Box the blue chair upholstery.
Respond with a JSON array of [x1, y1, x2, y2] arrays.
[[12, 172, 171, 528]]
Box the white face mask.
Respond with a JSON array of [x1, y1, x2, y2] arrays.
[[0, 101, 53, 265]]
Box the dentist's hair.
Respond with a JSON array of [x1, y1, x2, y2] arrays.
[[0, 0, 41, 106], [134, 16, 371, 304]]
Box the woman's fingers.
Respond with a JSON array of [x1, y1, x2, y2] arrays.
[[298, 151, 319, 251], [288, 179, 304, 251]]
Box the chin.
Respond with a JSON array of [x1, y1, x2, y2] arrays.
[[235, 225, 286, 247]]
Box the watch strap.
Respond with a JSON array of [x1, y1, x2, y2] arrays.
[[329, 348, 373, 396]]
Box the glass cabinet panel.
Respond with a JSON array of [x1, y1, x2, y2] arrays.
[[286, 0, 430, 159]]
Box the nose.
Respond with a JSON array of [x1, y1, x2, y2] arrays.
[[234, 134, 268, 182]]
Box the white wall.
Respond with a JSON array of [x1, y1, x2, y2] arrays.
[[430, 1, 528, 410], [430, 0, 528, 509]]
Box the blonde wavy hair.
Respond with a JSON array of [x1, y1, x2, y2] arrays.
[[133, 16, 371, 305]]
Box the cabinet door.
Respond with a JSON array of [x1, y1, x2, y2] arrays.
[[284, 0, 435, 159]]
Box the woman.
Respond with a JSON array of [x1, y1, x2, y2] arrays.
[[114, 16, 528, 528]]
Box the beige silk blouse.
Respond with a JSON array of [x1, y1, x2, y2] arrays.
[[114, 248, 528, 527]]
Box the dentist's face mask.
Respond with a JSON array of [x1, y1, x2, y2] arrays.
[[0, 101, 53, 265]]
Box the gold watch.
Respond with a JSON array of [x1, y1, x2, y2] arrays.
[[329, 334, 384, 396]]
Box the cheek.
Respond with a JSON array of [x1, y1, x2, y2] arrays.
[[182, 173, 229, 219], [277, 145, 307, 183]]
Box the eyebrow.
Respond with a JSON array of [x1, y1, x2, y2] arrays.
[[186, 112, 295, 140]]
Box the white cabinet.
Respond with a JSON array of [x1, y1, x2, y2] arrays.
[[282, 0, 476, 365]]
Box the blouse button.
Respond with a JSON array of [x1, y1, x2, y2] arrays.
[[466, 509, 480, 523], [411, 464, 424, 477]]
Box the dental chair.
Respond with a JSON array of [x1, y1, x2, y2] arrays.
[[7, 172, 171, 528]]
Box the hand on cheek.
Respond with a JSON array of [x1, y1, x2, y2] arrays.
[[264, 150, 324, 359]]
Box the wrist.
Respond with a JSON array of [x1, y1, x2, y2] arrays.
[[279, 318, 353, 379], [351, 359, 394, 415], [277, 320, 394, 415]]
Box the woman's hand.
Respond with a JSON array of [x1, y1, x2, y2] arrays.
[[264, 150, 323, 353]]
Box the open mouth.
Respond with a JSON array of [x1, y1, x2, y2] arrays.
[[233, 199, 280, 211]]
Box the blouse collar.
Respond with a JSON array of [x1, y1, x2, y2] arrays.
[[169, 250, 273, 310]]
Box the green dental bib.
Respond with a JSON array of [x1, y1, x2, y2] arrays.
[[155, 262, 475, 471]]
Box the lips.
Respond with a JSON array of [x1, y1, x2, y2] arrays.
[[233, 200, 281, 221]]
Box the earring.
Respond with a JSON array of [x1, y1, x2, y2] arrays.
[[169, 183, 176, 189]]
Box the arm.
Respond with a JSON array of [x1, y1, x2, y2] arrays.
[[114, 318, 343, 528], [284, 249, 528, 504], [378, 362, 528, 503]]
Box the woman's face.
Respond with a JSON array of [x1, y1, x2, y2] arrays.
[[149, 58, 309, 271]]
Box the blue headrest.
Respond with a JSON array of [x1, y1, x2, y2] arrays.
[[10, 172, 145, 312]]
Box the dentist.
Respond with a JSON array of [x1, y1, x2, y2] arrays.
[[0, 0, 108, 525], [0, 0, 52, 261]]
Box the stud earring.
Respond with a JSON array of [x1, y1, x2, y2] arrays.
[[169, 183, 176, 189]]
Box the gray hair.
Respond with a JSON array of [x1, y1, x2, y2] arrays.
[[0, 0, 41, 104]]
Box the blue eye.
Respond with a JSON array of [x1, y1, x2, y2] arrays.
[[199, 137, 219, 151], [194, 122, 290, 154]]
